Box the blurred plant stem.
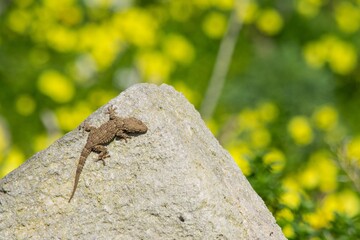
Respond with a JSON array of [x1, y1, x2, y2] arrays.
[[336, 142, 360, 193], [200, 1, 244, 119]]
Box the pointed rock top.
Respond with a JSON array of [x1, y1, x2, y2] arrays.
[[0, 83, 285, 239]]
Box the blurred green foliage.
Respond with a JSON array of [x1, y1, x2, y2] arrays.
[[1, 0, 360, 238]]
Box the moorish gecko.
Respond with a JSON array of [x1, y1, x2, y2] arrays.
[[68, 105, 147, 202]]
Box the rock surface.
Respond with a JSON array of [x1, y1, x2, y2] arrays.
[[0, 84, 286, 239]]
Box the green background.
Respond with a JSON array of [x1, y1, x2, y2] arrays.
[[1, 0, 360, 238]]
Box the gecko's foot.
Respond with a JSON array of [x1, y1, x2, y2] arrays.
[[95, 158, 106, 166], [96, 153, 110, 166], [116, 136, 131, 143], [84, 123, 94, 132], [107, 105, 117, 119], [78, 122, 94, 132]]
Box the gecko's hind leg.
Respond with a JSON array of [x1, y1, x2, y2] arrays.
[[93, 145, 110, 166]]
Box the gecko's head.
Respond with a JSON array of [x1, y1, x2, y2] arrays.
[[124, 117, 148, 133]]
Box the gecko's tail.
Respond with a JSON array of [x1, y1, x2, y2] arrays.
[[68, 148, 91, 202]]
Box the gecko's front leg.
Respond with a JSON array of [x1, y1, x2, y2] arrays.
[[115, 129, 131, 142], [107, 105, 117, 120]]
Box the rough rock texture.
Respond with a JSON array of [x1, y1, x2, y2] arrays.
[[0, 84, 286, 239]]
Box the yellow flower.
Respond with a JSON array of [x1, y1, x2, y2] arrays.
[[321, 194, 340, 218], [296, 0, 323, 18], [88, 89, 117, 108], [79, 23, 121, 69], [228, 142, 253, 176], [136, 51, 174, 83], [287, 116, 313, 145], [263, 149, 285, 172], [347, 136, 360, 162], [213, 0, 233, 10], [56, 102, 92, 131], [16, 95, 36, 116], [236, 2, 259, 24], [238, 109, 260, 131], [43, 0, 75, 11], [276, 208, 294, 222], [235, 157, 251, 176], [282, 224, 295, 238], [257, 102, 279, 123], [0, 148, 25, 178], [46, 25, 77, 52], [303, 41, 327, 69], [280, 191, 300, 209], [327, 39, 357, 75], [163, 34, 195, 65], [59, 5, 83, 26], [38, 70, 75, 103], [34, 134, 48, 152], [256, 9, 283, 36], [7, 9, 32, 34], [308, 150, 338, 192], [318, 190, 360, 223], [34, 133, 61, 152], [205, 119, 219, 136], [78, 24, 96, 51], [336, 190, 360, 217], [250, 127, 271, 149], [303, 35, 357, 74], [303, 209, 331, 229], [298, 166, 319, 190], [113, 8, 158, 48], [312, 105, 338, 131], [173, 82, 200, 106], [193, 0, 211, 9], [280, 178, 302, 209], [169, 0, 193, 22], [42, 0, 83, 26], [335, 2, 360, 33], [202, 12, 227, 39]]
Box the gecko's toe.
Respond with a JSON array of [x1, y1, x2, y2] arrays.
[[95, 158, 106, 166]]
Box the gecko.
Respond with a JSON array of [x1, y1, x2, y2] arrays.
[[68, 105, 147, 202]]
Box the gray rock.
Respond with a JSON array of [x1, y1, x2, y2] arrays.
[[0, 83, 286, 239]]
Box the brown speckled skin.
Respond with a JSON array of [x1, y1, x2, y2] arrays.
[[68, 106, 147, 202]]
